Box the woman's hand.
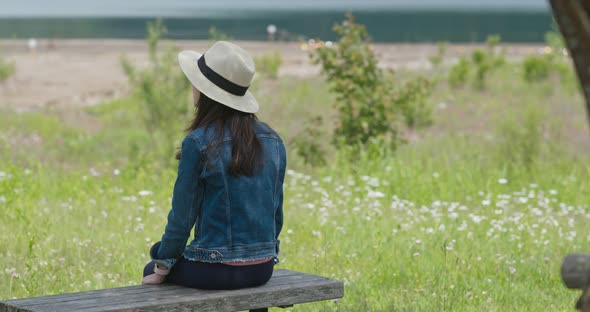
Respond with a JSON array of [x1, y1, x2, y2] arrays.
[[142, 273, 166, 285]]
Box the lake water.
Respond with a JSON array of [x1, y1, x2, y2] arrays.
[[0, 1, 553, 42]]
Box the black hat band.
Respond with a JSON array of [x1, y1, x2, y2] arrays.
[[197, 56, 249, 96]]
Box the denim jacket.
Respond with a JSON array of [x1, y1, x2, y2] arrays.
[[151, 121, 286, 268]]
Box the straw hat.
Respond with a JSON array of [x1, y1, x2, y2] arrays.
[[178, 41, 259, 113]]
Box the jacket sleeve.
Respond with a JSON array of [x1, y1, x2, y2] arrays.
[[151, 136, 202, 269], [275, 141, 287, 253]]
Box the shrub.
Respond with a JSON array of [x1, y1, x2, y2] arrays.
[[310, 13, 432, 148], [0, 55, 15, 82], [120, 19, 190, 156], [522, 55, 552, 83], [448, 57, 470, 88], [447, 35, 505, 90], [254, 51, 282, 79], [520, 26, 576, 93], [394, 76, 433, 129], [473, 35, 505, 90], [471, 50, 491, 90]]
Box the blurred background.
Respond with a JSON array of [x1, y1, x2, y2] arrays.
[[0, 0, 550, 42]]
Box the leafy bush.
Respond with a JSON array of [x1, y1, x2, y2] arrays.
[[254, 51, 282, 79], [393, 76, 433, 129], [522, 55, 552, 83], [545, 21, 566, 54], [471, 50, 491, 90], [448, 57, 469, 88], [0, 55, 15, 82], [474, 35, 505, 90], [310, 13, 432, 149], [448, 35, 505, 90], [120, 19, 190, 155], [520, 26, 576, 93]]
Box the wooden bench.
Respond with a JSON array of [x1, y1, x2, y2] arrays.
[[562, 254, 590, 311], [0, 269, 343, 312]]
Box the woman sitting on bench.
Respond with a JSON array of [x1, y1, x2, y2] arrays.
[[142, 41, 286, 290]]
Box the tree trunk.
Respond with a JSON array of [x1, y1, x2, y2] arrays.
[[549, 0, 590, 125]]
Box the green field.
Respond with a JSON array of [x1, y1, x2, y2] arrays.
[[1, 49, 590, 311]]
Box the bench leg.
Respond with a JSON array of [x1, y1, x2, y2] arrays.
[[249, 309, 268, 312]]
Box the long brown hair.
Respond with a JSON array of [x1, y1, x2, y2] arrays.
[[176, 92, 262, 177]]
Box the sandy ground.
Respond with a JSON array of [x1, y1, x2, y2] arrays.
[[0, 39, 543, 112]]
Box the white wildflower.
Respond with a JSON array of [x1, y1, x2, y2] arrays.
[[367, 191, 385, 198], [509, 267, 516, 274], [138, 190, 153, 196]]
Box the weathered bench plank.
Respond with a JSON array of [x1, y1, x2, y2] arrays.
[[2, 271, 300, 308], [0, 269, 344, 312]]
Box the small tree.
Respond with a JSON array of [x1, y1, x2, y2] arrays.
[[311, 14, 384, 146], [310, 13, 432, 149]]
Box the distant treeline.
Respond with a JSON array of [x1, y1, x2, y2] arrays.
[[0, 10, 552, 43]]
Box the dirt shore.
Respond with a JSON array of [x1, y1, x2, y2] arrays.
[[0, 39, 543, 112]]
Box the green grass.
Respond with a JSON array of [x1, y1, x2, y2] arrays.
[[1, 58, 589, 311]]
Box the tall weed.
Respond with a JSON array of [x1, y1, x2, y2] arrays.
[[495, 106, 546, 173], [254, 51, 282, 79], [120, 19, 190, 158]]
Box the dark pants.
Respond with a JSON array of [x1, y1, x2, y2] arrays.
[[143, 242, 274, 290]]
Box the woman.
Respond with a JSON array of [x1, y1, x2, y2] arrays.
[[141, 41, 286, 290]]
